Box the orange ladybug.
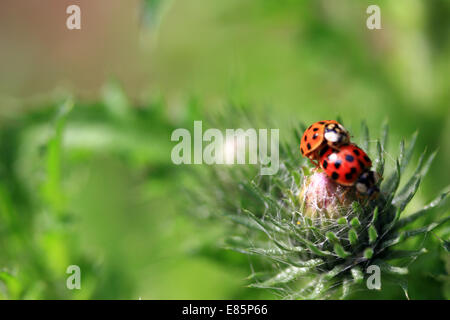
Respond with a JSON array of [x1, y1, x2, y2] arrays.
[[300, 120, 350, 166]]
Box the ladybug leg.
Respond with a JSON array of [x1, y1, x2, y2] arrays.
[[338, 188, 350, 204], [368, 188, 380, 200], [355, 191, 366, 202], [308, 156, 320, 168], [341, 187, 354, 200], [336, 186, 356, 206], [341, 188, 349, 198]]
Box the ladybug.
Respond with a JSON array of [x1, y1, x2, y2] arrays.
[[319, 144, 380, 196], [300, 120, 350, 166]]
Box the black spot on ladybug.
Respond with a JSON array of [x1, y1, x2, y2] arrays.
[[334, 160, 341, 169], [307, 143, 311, 150], [358, 160, 365, 169], [323, 160, 328, 169], [351, 167, 357, 174], [345, 155, 354, 162], [301, 147, 304, 154], [304, 135, 307, 141], [364, 155, 371, 162], [312, 133, 318, 139], [313, 127, 319, 132], [331, 172, 339, 180], [353, 149, 360, 156], [319, 121, 325, 124], [345, 172, 353, 180], [308, 125, 312, 130], [319, 146, 329, 156]]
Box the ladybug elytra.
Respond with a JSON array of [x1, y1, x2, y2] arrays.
[[300, 120, 350, 166], [319, 144, 380, 196]]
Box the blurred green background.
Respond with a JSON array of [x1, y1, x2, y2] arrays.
[[0, 0, 448, 299]]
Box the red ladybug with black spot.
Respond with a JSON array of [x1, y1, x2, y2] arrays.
[[300, 120, 350, 166], [319, 143, 380, 196]]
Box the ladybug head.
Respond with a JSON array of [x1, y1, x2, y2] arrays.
[[324, 123, 350, 147], [355, 170, 381, 196]]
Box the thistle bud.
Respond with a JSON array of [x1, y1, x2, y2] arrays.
[[300, 170, 353, 219]]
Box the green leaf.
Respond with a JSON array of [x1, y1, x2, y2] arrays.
[[371, 206, 379, 224], [368, 225, 378, 244], [403, 216, 450, 238], [352, 201, 364, 216], [305, 242, 333, 257], [292, 170, 302, 187], [325, 266, 345, 280], [398, 139, 405, 166], [43, 98, 74, 214], [244, 209, 283, 235], [382, 208, 402, 234], [375, 140, 385, 176], [225, 244, 303, 257], [382, 160, 401, 197], [351, 267, 364, 284], [227, 214, 263, 231], [397, 191, 449, 228], [378, 262, 409, 275], [380, 216, 450, 250], [393, 147, 427, 204], [289, 259, 323, 268], [348, 228, 358, 246], [326, 231, 339, 243], [380, 120, 389, 152], [287, 227, 333, 257], [301, 165, 310, 177], [384, 248, 428, 260], [364, 248, 374, 259], [379, 233, 406, 250], [289, 259, 324, 268], [285, 189, 298, 207], [308, 277, 327, 299], [420, 150, 437, 178], [248, 181, 287, 215], [399, 279, 410, 300], [287, 278, 320, 300], [392, 176, 421, 212], [252, 266, 310, 287], [350, 217, 361, 229], [334, 244, 350, 258], [400, 130, 418, 173], [341, 278, 352, 300]]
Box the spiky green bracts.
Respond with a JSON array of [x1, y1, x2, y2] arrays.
[[200, 121, 449, 299]]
